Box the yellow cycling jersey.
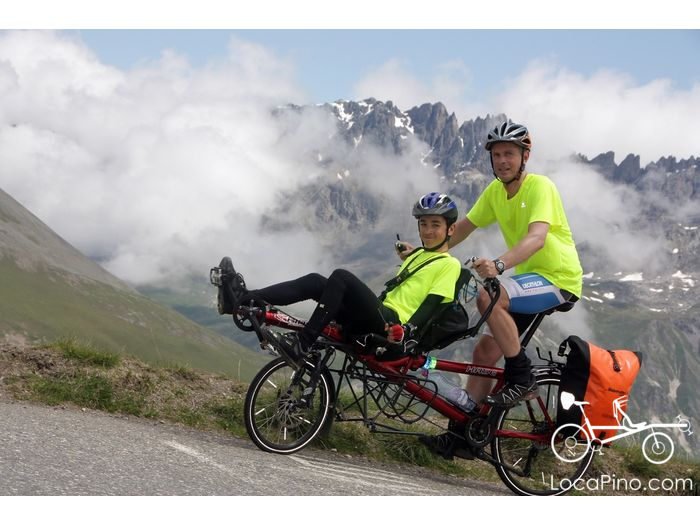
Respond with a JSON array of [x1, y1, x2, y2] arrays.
[[382, 249, 462, 324], [466, 173, 582, 297]]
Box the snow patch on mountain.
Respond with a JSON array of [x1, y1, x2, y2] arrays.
[[620, 273, 644, 282], [672, 270, 695, 287], [331, 102, 355, 130]]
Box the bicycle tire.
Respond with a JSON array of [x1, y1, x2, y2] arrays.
[[550, 424, 591, 463], [244, 357, 335, 454], [642, 432, 674, 464], [491, 372, 595, 496]]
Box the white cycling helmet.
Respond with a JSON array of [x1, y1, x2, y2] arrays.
[[485, 122, 532, 151]]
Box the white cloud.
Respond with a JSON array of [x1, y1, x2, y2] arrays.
[[0, 31, 447, 292], [353, 56, 700, 166], [2, 30, 692, 301], [544, 159, 670, 275], [494, 59, 700, 164], [353, 58, 486, 118], [0, 30, 340, 287]]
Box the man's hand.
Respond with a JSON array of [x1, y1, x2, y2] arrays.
[[472, 257, 500, 279]]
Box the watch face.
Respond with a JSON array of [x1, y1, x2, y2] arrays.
[[495, 260, 505, 274]]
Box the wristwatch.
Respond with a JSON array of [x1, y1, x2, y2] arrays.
[[493, 258, 506, 275]]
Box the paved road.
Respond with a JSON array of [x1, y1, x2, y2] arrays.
[[0, 401, 507, 496]]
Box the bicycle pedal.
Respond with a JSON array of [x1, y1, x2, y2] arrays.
[[210, 267, 224, 286], [260, 341, 279, 356]]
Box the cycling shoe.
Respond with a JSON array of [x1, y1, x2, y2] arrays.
[[211, 256, 247, 315]]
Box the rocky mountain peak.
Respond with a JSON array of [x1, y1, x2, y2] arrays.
[[616, 153, 642, 185]]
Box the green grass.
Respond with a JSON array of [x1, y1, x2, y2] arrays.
[[207, 399, 245, 433], [47, 336, 122, 368], [622, 446, 664, 478], [167, 364, 201, 382], [0, 258, 270, 381], [30, 371, 147, 416], [173, 407, 208, 427]]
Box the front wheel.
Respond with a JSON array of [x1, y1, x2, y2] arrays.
[[244, 357, 335, 454], [491, 372, 595, 496], [642, 432, 674, 464]]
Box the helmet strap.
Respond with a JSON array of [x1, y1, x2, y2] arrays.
[[417, 221, 452, 252], [422, 235, 450, 252]]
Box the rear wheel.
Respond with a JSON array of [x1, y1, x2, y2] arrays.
[[244, 357, 335, 454], [491, 372, 595, 496], [551, 424, 591, 463]]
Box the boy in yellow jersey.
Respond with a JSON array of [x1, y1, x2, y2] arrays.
[[214, 193, 462, 366]]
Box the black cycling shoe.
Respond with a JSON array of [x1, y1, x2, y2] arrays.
[[212, 256, 247, 315], [261, 328, 307, 368], [484, 375, 538, 408], [419, 432, 475, 461]]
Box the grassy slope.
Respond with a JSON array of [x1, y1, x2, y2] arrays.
[[0, 258, 270, 381]]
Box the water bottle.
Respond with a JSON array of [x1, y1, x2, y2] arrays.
[[427, 371, 476, 413]]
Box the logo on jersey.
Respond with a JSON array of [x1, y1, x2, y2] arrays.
[[522, 280, 545, 289]]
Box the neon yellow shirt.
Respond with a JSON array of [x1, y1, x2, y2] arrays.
[[466, 173, 582, 297], [382, 249, 462, 324]]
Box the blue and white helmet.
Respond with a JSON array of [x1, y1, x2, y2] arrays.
[[412, 192, 459, 226]]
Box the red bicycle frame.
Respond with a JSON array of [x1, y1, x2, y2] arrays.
[[259, 306, 555, 445]]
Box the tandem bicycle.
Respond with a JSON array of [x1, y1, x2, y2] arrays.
[[212, 261, 596, 496]]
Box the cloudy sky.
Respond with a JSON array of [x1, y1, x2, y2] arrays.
[[1, 5, 698, 296]]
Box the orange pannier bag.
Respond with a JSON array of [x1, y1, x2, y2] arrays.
[[556, 335, 643, 441]]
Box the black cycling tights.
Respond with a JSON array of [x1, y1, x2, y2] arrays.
[[250, 269, 396, 348]]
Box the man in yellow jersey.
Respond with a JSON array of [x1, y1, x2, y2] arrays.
[[457, 122, 582, 404], [413, 122, 582, 460]]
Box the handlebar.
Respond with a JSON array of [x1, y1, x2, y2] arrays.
[[483, 277, 501, 294], [469, 279, 500, 336], [459, 256, 502, 335]]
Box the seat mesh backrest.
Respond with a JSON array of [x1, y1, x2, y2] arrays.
[[415, 268, 474, 351]]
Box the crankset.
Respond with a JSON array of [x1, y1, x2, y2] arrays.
[[233, 296, 267, 332], [465, 414, 496, 449]]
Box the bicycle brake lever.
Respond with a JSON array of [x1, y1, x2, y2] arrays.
[[484, 277, 500, 293]]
